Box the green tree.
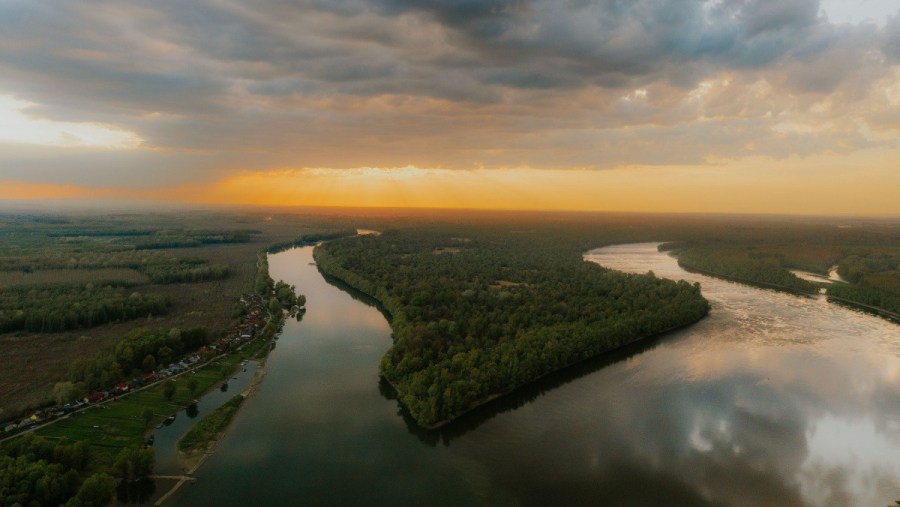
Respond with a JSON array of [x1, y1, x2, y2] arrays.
[[69, 473, 116, 507], [187, 378, 199, 397], [53, 381, 79, 404], [163, 381, 176, 400], [141, 354, 156, 372], [268, 297, 282, 315], [114, 447, 155, 481]]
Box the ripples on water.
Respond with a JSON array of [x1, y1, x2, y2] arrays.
[[172, 243, 900, 507]]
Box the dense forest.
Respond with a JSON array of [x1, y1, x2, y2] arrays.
[[662, 243, 819, 293], [0, 285, 168, 333], [315, 228, 710, 427], [1, 433, 156, 506]]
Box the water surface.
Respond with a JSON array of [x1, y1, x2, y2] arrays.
[[173, 243, 900, 506]]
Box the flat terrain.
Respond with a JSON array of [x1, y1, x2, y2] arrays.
[[2, 209, 897, 423], [0, 209, 359, 420]]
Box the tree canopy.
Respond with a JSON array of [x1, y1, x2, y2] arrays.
[[316, 227, 709, 427]]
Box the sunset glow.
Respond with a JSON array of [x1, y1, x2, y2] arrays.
[[0, 1, 898, 215]]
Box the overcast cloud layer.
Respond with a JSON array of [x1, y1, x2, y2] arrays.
[[0, 0, 899, 187]]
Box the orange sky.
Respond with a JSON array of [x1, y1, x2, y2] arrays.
[[1, 2, 899, 216], [4, 148, 898, 215]]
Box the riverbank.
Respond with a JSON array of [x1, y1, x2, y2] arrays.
[[162, 239, 900, 507], [315, 244, 710, 430], [674, 259, 900, 323], [390, 311, 710, 430], [176, 364, 267, 474]]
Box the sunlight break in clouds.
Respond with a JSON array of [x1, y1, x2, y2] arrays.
[[0, 95, 141, 149], [196, 162, 900, 216], [0, 0, 899, 214]]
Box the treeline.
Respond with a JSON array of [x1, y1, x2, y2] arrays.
[[0, 433, 114, 507], [670, 244, 818, 293], [266, 228, 358, 253], [0, 250, 229, 284], [0, 285, 168, 333], [132, 230, 254, 250], [827, 283, 900, 315], [829, 250, 900, 315], [48, 229, 153, 238], [315, 229, 709, 427], [0, 434, 157, 506], [257, 251, 306, 310], [665, 240, 900, 317], [67, 327, 208, 392], [838, 251, 900, 291], [274, 280, 305, 310], [255, 252, 275, 295], [141, 260, 229, 284]]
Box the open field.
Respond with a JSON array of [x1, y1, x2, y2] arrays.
[[0, 209, 360, 420]]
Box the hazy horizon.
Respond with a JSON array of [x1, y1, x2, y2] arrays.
[[1, 1, 899, 215]]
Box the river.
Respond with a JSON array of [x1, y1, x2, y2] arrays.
[[170, 243, 900, 506]]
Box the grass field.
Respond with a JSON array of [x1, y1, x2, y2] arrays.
[[33, 340, 267, 463]]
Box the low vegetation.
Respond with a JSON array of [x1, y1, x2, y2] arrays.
[[177, 395, 245, 454]]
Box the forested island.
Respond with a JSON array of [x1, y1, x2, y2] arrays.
[[315, 228, 710, 427], [662, 234, 900, 318]]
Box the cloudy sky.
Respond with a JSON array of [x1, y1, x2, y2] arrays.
[[0, 0, 898, 214]]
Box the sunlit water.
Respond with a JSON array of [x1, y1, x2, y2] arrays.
[[171, 243, 900, 506]]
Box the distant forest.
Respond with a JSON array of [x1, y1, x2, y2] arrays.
[[662, 237, 900, 317]]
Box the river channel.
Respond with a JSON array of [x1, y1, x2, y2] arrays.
[[171, 243, 900, 506]]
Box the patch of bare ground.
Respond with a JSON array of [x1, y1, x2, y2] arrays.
[[489, 280, 529, 289], [432, 246, 463, 255]]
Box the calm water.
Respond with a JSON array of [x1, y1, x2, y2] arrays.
[[173, 243, 900, 506], [153, 361, 258, 475]]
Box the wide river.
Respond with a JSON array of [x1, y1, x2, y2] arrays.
[[172, 243, 900, 506]]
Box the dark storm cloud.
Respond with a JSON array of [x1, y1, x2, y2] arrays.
[[0, 0, 860, 107], [0, 0, 897, 178]]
